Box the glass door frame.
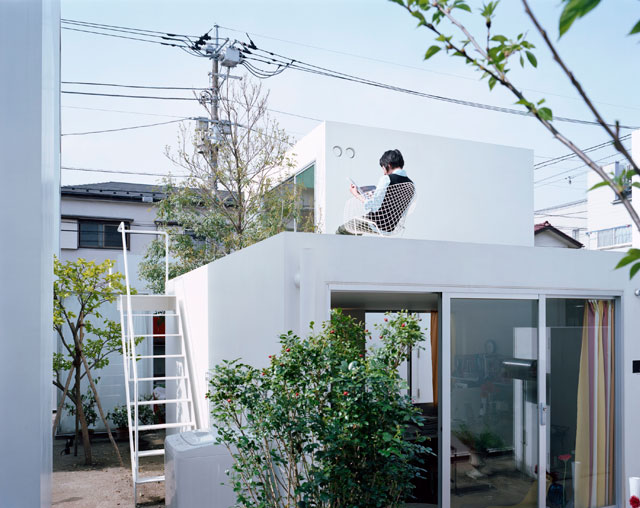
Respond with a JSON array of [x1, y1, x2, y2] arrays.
[[440, 290, 622, 508]]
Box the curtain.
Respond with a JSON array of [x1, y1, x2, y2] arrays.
[[430, 311, 438, 405], [575, 300, 615, 508]]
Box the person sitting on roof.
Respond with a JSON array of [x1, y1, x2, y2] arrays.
[[336, 149, 415, 235]]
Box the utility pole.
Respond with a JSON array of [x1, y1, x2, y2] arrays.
[[196, 25, 241, 188]]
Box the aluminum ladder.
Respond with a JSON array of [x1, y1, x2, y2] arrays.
[[117, 222, 200, 504]]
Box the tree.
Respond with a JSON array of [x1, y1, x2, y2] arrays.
[[391, 0, 640, 276], [207, 310, 430, 508], [52, 257, 127, 465], [140, 77, 312, 294]]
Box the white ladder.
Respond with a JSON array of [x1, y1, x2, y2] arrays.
[[117, 223, 200, 503]]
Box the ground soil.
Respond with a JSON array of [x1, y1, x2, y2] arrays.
[[53, 432, 166, 508]]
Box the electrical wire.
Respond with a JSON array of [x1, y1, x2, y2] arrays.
[[238, 43, 640, 130], [534, 150, 628, 187], [62, 118, 189, 136], [534, 134, 632, 170], [61, 165, 190, 178], [61, 89, 322, 122], [63, 81, 209, 91], [62, 105, 186, 118]]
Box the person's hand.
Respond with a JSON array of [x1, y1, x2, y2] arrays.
[[349, 184, 360, 197]]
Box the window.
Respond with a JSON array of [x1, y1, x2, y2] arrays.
[[78, 220, 129, 249], [594, 224, 632, 248], [285, 164, 315, 232]]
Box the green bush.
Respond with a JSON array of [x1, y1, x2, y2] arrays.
[[207, 310, 430, 508]]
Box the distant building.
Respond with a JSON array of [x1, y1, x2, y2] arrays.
[[57, 182, 165, 433], [534, 221, 583, 248], [533, 199, 587, 246]]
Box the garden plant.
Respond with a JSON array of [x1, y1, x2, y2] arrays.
[[207, 310, 431, 508]]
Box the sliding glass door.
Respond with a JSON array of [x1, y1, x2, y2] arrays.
[[546, 299, 616, 508], [441, 295, 617, 508], [448, 298, 540, 507]]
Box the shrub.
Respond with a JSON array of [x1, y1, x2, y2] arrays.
[[207, 310, 430, 508]]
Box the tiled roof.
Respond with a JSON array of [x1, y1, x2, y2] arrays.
[[61, 182, 166, 203], [534, 221, 584, 248]]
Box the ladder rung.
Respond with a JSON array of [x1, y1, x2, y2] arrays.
[[136, 375, 187, 382], [138, 422, 194, 432], [127, 333, 182, 338], [134, 354, 184, 359], [127, 313, 179, 317], [138, 449, 165, 458], [134, 398, 190, 406], [136, 474, 165, 484]]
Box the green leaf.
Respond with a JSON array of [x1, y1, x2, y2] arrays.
[[537, 98, 546, 106], [488, 76, 497, 90], [525, 51, 537, 68], [424, 45, 442, 60], [455, 3, 472, 12], [382, 432, 393, 442], [388, 0, 406, 5], [538, 107, 553, 121], [491, 35, 507, 42], [559, 0, 601, 37], [614, 248, 640, 269], [630, 262, 640, 279], [633, 182, 640, 189], [589, 180, 610, 191], [630, 19, 640, 35], [519, 55, 524, 67]]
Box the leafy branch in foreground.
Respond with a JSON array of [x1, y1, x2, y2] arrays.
[[391, 0, 640, 276]]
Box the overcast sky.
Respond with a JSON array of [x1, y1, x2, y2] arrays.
[[60, 0, 640, 210]]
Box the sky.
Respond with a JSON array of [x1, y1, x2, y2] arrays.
[[60, 0, 640, 210]]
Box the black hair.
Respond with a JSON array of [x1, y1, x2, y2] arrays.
[[379, 149, 404, 170]]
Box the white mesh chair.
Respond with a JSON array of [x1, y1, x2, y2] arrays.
[[342, 182, 416, 237]]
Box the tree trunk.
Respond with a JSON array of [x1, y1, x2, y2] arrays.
[[74, 356, 92, 464], [74, 369, 79, 457]]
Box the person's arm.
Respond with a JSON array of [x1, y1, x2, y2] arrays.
[[363, 174, 390, 212]]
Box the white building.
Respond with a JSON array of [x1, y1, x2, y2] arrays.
[[164, 124, 640, 507], [285, 121, 534, 246], [535, 129, 640, 252], [58, 182, 164, 432]]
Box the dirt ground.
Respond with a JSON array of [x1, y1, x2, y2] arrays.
[[52, 433, 166, 508]]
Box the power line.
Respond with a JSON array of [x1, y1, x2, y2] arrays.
[[61, 89, 322, 122], [62, 105, 186, 119], [238, 43, 640, 130], [534, 134, 632, 170], [63, 81, 208, 91], [62, 118, 189, 136], [217, 24, 640, 113], [61, 165, 190, 178], [61, 18, 200, 38], [534, 150, 627, 187]]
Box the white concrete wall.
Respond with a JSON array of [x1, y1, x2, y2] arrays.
[[0, 1, 59, 505], [172, 232, 640, 495], [288, 122, 534, 246], [634, 130, 640, 248]]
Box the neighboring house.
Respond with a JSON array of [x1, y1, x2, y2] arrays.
[[533, 199, 587, 246], [534, 130, 640, 252], [58, 182, 165, 433], [586, 157, 639, 251], [534, 221, 583, 249], [281, 121, 534, 246]]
